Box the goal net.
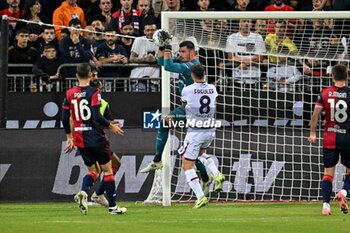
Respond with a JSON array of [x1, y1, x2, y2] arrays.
[[144, 11, 350, 205]]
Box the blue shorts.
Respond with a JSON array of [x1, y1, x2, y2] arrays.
[[323, 148, 350, 168], [78, 142, 112, 167]]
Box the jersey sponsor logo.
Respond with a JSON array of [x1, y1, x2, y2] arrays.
[[143, 110, 162, 129]]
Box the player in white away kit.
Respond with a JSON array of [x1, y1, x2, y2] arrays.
[[180, 64, 224, 209]]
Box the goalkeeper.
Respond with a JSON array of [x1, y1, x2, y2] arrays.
[[140, 32, 223, 193]]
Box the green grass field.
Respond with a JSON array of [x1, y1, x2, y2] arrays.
[[0, 202, 349, 233]]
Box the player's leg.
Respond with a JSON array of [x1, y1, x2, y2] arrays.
[[198, 153, 225, 193], [181, 132, 208, 209], [93, 152, 121, 206], [321, 149, 338, 216], [335, 152, 350, 214], [97, 146, 127, 215], [140, 107, 183, 172], [91, 162, 109, 207], [74, 148, 99, 215]]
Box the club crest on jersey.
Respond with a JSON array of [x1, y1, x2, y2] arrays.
[[97, 93, 101, 101], [143, 110, 161, 129]]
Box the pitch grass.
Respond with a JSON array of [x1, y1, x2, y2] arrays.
[[0, 202, 349, 233]]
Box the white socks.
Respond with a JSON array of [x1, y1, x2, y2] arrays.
[[323, 202, 330, 210], [185, 169, 204, 199], [199, 153, 219, 178], [340, 189, 348, 197]]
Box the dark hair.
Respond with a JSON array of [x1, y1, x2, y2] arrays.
[[76, 63, 91, 79], [24, 0, 41, 20], [121, 20, 133, 29], [191, 64, 205, 80], [43, 26, 54, 31], [332, 64, 348, 81], [69, 18, 82, 27], [44, 43, 56, 50], [179, 40, 195, 50], [16, 27, 30, 35]]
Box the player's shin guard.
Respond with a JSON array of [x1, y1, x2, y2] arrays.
[[185, 169, 205, 199], [154, 124, 170, 162], [195, 159, 209, 182], [322, 174, 333, 203], [104, 174, 116, 208], [200, 153, 219, 178], [82, 171, 97, 193]]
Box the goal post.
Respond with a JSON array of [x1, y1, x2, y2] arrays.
[[150, 11, 350, 206]]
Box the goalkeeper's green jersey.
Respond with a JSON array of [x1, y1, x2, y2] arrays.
[[158, 56, 201, 94]]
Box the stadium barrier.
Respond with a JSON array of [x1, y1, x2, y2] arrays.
[[7, 63, 161, 92]]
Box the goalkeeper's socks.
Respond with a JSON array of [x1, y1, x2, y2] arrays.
[[185, 169, 204, 199], [322, 174, 333, 203], [201, 154, 219, 178], [104, 174, 116, 208], [195, 159, 209, 182], [82, 172, 97, 194], [342, 173, 350, 193], [154, 124, 170, 162]]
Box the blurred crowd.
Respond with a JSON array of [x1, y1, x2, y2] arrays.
[[1, 0, 350, 92]]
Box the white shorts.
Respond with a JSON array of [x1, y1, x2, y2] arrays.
[[178, 130, 215, 161]]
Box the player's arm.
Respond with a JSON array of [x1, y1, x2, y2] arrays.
[[62, 97, 74, 153], [91, 91, 124, 135], [308, 106, 323, 144], [163, 53, 187, 73]]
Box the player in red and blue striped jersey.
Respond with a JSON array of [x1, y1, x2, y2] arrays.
[[62, 63, 126, 215], [309, 64, 350, 216]]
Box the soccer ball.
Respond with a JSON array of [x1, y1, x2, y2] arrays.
[[152, 29, 173, 47]]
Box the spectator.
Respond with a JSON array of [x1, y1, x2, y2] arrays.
[[95, 27, 128, 78], [264, 0, 295, 34], [265, 20, 298, 63], [110, 0, 142, 36], [196, 0, 215, 11], [224, 19, 266, 87], [83, 25, 97, 52], [59, 18, 92, 76], [129, 21, 159, 92], [16, 0, 49, 49], [8, 27, 38, 64], [92, 0, 113, 29], [91, 18, 106, 53], [233, 0, 254, 11], [37, 26, 59, 56], [313, 0, 335, 10], [53, 0, 86, 41], [266, 52, 302, 92], [0, 0, 24, 43], [302, 0, 331, 10], [138, 0, 159, 33], [32, 44, 63, 87], [116, 20, 135, 59], [255, 19, 267, 39]]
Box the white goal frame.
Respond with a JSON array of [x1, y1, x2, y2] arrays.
[[160, 11, 350, 206]]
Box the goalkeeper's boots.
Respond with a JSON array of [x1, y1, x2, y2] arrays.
[[214, 173, 225, 192], [201, 176, 213, 196], [193, 196, 208, 209], [74, 190, 88, 215], [140, 161, 163, 173], [109, 205, 127, 215], [91, 192, 109, 207], [335, 191, 349, 214]]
